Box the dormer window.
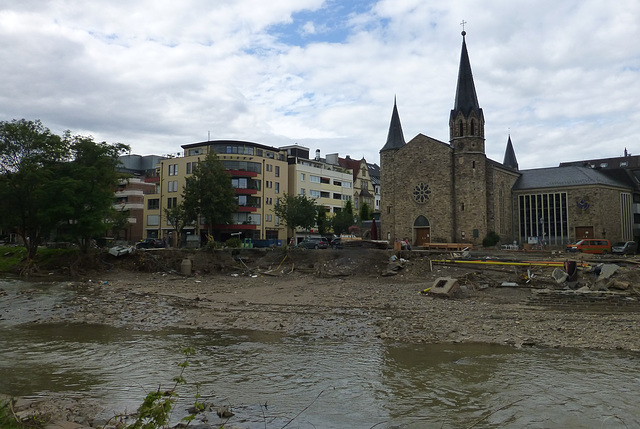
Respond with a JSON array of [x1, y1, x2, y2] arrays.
[[471, 120, 475, 135], [459, 120, 463, 137]]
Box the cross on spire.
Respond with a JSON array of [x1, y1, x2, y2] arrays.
[[460, 20, 467, 31]]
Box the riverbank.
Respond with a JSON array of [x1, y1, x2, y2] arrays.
[[40, 247, 640, 351], [4, 247, 640, 428]]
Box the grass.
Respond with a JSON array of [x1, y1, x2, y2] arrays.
[[0, 245, 81, 273]]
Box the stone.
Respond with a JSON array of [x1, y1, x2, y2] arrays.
[[429, 277, 461, 298], [552, 268, 569, 284]]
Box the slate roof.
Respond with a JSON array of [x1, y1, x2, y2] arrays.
[[450, 32, 482, 120], [380, 98, 406, 152], [513, 166, 632, 191], [502, 135, 518, 170]]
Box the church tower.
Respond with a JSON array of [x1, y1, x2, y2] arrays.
[[449, 30, 485, 152], [451, 30, 488, 245], [379, 97, 406, 242]]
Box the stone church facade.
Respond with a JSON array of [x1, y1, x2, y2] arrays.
[[380, 32, 636, 248]]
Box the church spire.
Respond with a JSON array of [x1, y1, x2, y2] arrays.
[[451, 31, 481, 120], [381, 96, 406, 152], [503, 135, 519, 170], [449, 30, 485, 152]]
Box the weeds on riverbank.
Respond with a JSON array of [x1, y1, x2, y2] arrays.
[[0, 400, 50, 429], [106, 347, 219, 429]]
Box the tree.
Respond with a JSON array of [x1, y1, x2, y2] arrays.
[[359, 202, 371, 222], [0, 119, 70, 259], [332, 199, 355, 236], [164, 201, 190, 247], [60, 133, 130, 253], [272, 193, 318, 239], [316, 206, 330, 236], [183, 151, 237, 235]]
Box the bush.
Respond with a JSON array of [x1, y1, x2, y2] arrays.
[[482, 231, 501, 248], [224, 237, 242, 248]]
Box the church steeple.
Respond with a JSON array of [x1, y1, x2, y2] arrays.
[[502, 135, 519, 170], [381, 97, 406, 152], [449, 30, 485, 153]]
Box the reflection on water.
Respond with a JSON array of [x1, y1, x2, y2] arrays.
[[1, 278, 640, 428]]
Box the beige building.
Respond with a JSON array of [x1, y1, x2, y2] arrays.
[[283, 146, 353, 241], [142, 140, 289, 246]]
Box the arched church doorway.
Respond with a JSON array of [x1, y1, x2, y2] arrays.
[[414, 215, 431, 246]]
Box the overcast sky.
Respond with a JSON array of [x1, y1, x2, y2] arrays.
[[1, 0, 639, 169]]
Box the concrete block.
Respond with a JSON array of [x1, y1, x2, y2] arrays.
[[430, 277, 461, 298]]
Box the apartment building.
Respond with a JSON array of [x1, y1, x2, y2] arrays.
[[283, 146, 353, 240], [142, 140, 288, 246]]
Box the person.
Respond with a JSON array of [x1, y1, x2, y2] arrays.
[[401, 238, 411, 250]]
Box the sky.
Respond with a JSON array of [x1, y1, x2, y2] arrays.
[[1, 0, 639, 169]]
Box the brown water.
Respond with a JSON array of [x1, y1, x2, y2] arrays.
[[1, 278, 639, 428]]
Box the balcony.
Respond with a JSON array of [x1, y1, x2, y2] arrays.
[[227, 169, 258, 178], [237, 206, 258, 213], [215, 224, 257, 230], [235, 188, 258, 195]]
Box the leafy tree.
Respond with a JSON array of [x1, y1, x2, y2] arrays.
[[164, 201, 191, 247], [332, 199, 355, 236], [60, 133, 130, 252], [359, 202, 371, 221], [183, 151, 237, 235], [272, 193, 318, 239], [316, 206, 330, 236], [0, 119, 70, 259]]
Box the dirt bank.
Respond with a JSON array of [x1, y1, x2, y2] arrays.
[[43, 247, 640, 351]]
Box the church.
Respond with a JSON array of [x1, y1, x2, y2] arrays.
[[380, 31, 636, 248]]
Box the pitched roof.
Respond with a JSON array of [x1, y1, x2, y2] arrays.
[[502, 135, 519, 170], [450, 32, 482, 120], [514, 166, 632, 190], [380, 98, 406, 152]]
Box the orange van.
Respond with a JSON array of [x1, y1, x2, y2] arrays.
[[566, 239, 611, 254]]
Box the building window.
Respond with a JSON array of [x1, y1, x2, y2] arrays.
[[300, 173, 305, 181], [168, 164, 178, 176], [275, 166, 280, 177], [310, 175, 321, 183], [167, 197, 177, 208], [310, 190, 321, 198], [266, 164, 273, 172], [266, 214, 272, 222], [168, 181, 178, 192], [387, 206, 391, 214], [275, 182, 279, 194], [147, 215, 159, 226], [148, 199, 159, 210], [471, 120, 475, 135], [300, 189, 305, 196], [459, 120, 463, 136]]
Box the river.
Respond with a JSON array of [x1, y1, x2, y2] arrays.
[[1, 277, 639, 428]]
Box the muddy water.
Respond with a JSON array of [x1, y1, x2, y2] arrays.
[[1, 278, 639, 428]]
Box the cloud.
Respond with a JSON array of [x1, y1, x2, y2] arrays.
[[0, 0, 639, 168]]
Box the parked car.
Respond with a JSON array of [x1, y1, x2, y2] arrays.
[[330, 237, 343, 249], [136, 238, 165, 249], [566, 239, 611, 254], [297, 237, 329, 249], [611, 241, 637, 255]]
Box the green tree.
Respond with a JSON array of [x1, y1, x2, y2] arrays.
[[0, 119, 70, 259], [60, 133, 130, 252], [273, 193, 318, 239], [332, 199, 355, 236], [183, 151, 237, 235], [316, 206, 330, 236], [359, 201, 371, 222], [164, 201, 191, 247]]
